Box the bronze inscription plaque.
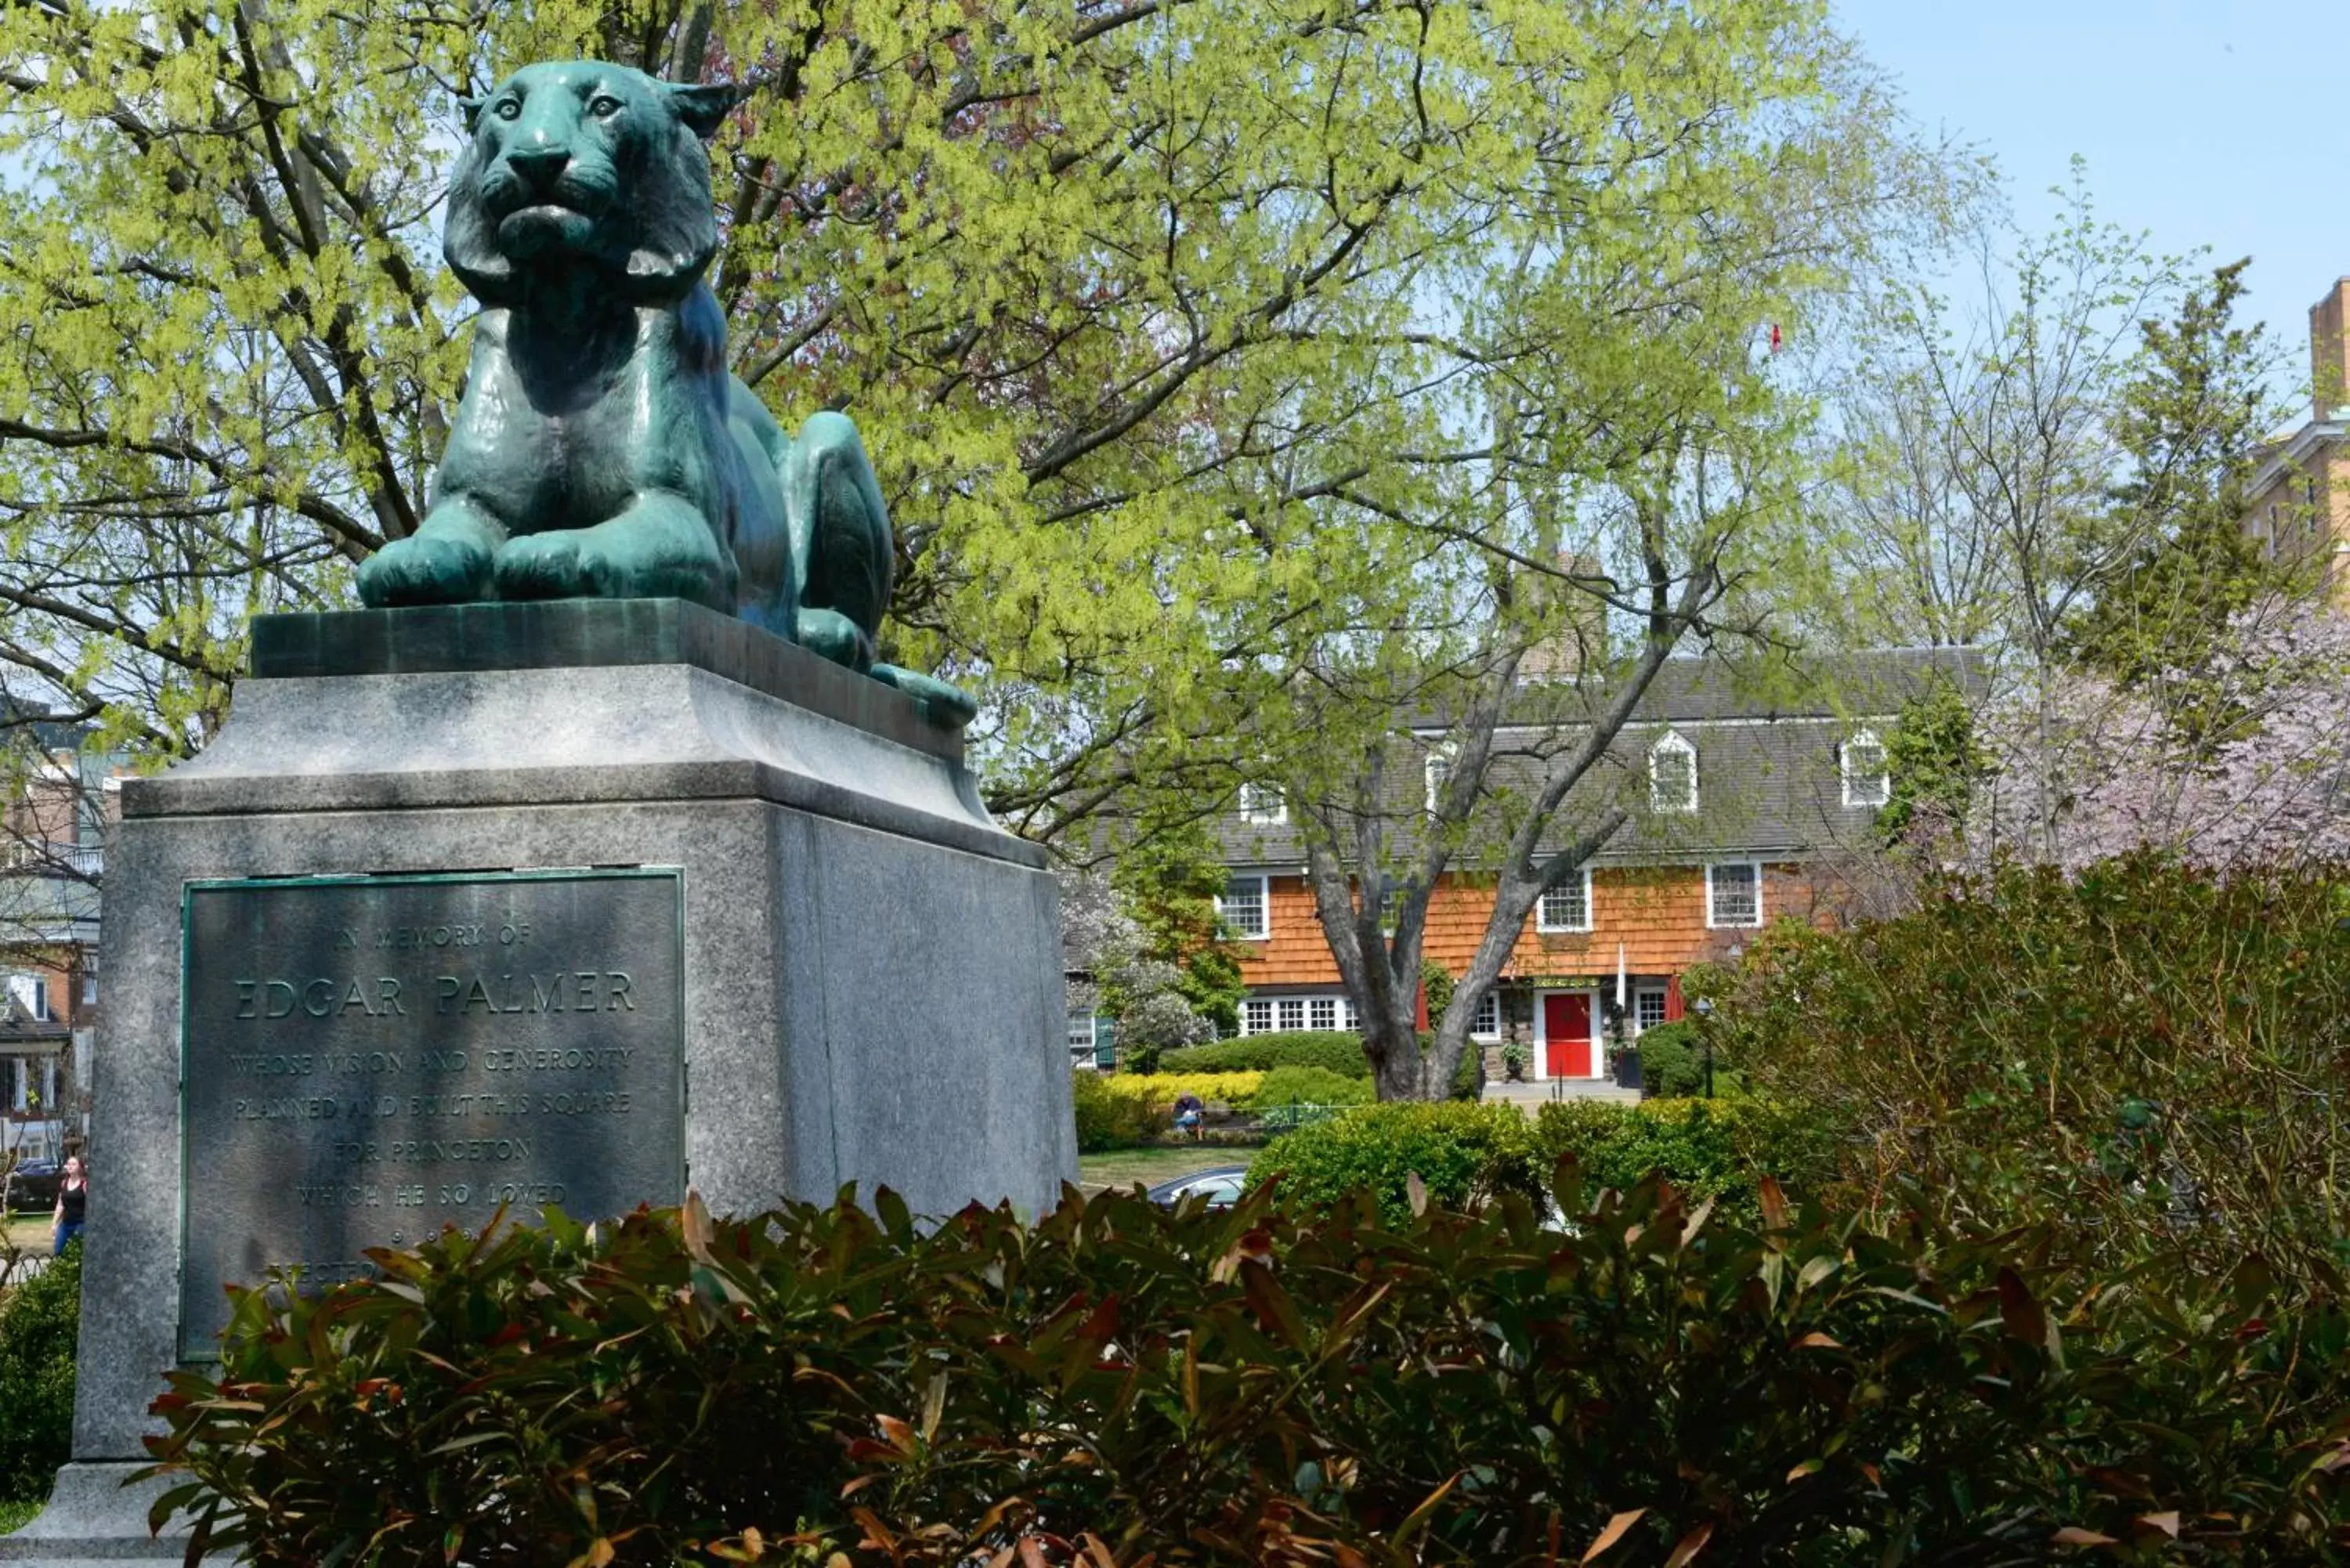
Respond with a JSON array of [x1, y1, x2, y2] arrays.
[[178, 869, 684, 1357]]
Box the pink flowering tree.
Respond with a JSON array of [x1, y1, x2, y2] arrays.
[[1968, 603, 2350, 873]]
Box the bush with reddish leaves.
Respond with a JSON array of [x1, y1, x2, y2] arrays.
[[143, 1172, 2350, 1565]]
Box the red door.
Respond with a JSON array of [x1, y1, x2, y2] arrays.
[[1542, 992, 1593, 1078]]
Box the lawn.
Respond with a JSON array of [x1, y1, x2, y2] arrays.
[[0, 1215, 49, 1258], [1079, 1143, 1263, 1193]]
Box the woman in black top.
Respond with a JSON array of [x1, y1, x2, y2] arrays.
[[52, 1155, 85, 1255]]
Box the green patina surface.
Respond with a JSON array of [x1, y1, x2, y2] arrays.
[[355, 60, 970, 727]]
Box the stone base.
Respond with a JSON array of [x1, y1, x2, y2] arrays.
[[0, 1465, 197, 1563], [38, 602, 1076, 1555]]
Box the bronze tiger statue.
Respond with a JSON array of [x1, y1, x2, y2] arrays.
[[359, 60, 972, 724]]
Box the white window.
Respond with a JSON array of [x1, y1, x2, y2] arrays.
[[1218, 874, 1271, 939], [1341, 997, 1360, 1031], [1634, 987, 1668, 1032], [1470, 989, 1501, 1040], [1707, 862, 1762, 928], [1237, 784, 1286, 825], [4, 976, 49, 1022], [1066, 1011, 1097, 1058], [1840, 729, 1890, 808], [1649, 732, 1697, 813], [1536, 868, 1593, 933], [1241, 994, 1355, 1035], [1424, 749, 1453, 814]]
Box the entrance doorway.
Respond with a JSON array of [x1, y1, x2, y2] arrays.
[[1538, 990, 1596, 1078]]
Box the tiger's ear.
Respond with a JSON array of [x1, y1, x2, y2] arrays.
[[667, 81, 742, 140], [455, 95, 483, 134]]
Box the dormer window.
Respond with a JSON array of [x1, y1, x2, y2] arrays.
[[1237, 783, 1286, 826], [1424, 746, 1455, 815], [1840, 728, 1889, 808], [1648, 732, 1697, 814]]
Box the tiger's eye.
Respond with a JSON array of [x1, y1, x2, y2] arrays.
[[589, 96, 622, 118]]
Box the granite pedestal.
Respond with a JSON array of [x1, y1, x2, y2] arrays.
[[5, 600, 1075, 1561]]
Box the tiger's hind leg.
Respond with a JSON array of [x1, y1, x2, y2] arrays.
[[783, 411, 892, 672]]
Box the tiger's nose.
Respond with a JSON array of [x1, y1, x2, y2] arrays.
[[506, 145, 569, 188]]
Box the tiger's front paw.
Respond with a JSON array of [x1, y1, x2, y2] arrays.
[[358, 531, 495, 606]]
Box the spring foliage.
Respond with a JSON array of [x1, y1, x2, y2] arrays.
[[0, 0, 1943, 844]]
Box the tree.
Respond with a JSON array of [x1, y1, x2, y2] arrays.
[[0, 0, 1937, 853], [1106, 818, 1246, 1038], [1967, 605, 2350, 874], [1221, 26, 1962, 1099], [2066, 258, 2308, 708], [1875, 670, 1987, 852]]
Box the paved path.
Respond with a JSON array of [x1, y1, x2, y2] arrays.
[[1483, 1078, 1643, 1110]]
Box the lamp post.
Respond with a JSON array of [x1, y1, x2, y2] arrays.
[[1693, 996, 1713, 1098]]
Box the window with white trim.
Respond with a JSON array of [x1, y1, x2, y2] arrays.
[[1237, 784, 1286, 825], [1536, 868, 1593, 933], [1239, 994, 1359, 1035], [4, 976, 49, 1022], [1217, 873, 1271, 939], [1649, 732, 1697, 813], [1066, 1011, 1097, 1057], [1633, 986, 1668, 1033], [1470, 989, 1501, 1040], [1840, 728, 1889, 808], [1706, 862, 1762, 928]]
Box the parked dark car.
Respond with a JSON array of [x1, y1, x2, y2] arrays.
[[5, 1158, 60, 1212], [1144, 1165, 1250, 1210]]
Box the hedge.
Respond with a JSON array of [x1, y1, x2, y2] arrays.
[[1243, 1065, 1372, 1113], [1247, 1103, 1542, 1221], [143, 1185, 2350, 1564], [1535, 1098, 1839, 1227], [1715, 855, 2350, 1283], [1158, 1031, 1370, 1077], [0, 1241, 78, 1503], [1162, 1032, 1483, 1100]]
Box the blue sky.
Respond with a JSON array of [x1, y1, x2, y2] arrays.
[[1834, 0, 2345, 404]]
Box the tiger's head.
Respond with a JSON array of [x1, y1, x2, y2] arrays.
[[444, 61, 739, 307]]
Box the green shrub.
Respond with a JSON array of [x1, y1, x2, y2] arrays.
[[1534, 1099, 1839, 1227], [1245, 1065, 1373, 1113], [146, 1187, 2350, 1565], [1068, 1069, 1156, 1152], [1248, 1102, 1542, 1221], [0, 1241, 78, 1501], [1631, 1021, 1705, 1097], [1159, 1031, 1369, 1077], [1162, 1031, 1480, 1100], [1718, 854, 2350, 1282]]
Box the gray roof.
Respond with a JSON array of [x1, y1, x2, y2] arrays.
[[1216, 647, 1987, 869]]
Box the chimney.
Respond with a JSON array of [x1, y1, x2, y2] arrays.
[[1518, 552, 1612, 682], [2312, 278, 2350, 422]]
